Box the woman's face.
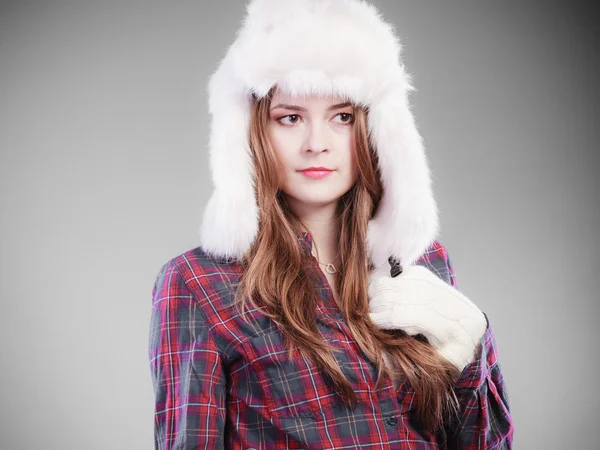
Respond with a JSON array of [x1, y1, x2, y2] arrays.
[[267, 88, 358, 211]]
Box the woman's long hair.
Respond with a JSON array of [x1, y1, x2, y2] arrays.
[[233, 87, 460, 434]]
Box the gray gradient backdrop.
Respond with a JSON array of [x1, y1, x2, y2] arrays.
[[1, 0, 598, 448]]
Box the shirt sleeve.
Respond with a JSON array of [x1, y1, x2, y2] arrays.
[[148, 261, 227, 449], [444, 251, 515, 449]]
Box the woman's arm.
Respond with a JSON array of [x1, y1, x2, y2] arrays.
[[148, 261, 227, 449], [444, 251, 515, 449]]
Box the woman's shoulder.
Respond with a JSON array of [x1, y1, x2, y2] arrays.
[[165, 245, 242, 271], [413, 239, 456, 287], [155, 245, 244, 312]]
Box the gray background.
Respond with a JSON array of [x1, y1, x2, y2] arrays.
[[1, 0, 597, 448]]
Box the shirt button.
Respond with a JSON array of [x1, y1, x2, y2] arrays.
[[387, 415, 398, 426]]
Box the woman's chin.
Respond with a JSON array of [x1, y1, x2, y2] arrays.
[[294, 195, 342, 208]]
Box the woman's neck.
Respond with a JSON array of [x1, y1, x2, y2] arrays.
[[307, 219, 339, 265], [288, 199, 340, 265]]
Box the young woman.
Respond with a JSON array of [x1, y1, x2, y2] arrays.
[[148, 1, 514, 448]]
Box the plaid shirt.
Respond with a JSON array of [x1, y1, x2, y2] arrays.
[[148, 233, 514, 449]]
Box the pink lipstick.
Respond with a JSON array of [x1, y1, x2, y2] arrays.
[[298, 167, 334, 179]]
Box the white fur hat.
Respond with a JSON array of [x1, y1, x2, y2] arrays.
[[199, 0, 439, 271]]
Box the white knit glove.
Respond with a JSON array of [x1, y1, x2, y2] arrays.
[[368, 264, 487, 373]]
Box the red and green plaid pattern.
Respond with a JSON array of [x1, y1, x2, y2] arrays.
[[149, 235, 514, 449]]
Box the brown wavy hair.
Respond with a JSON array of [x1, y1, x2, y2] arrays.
[[233, 86, 460, 434]]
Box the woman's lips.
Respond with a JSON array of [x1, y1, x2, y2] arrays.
[[298, 170, 334, 179]]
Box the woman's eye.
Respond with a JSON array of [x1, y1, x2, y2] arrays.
[[278, 114, 300, 126], [334, 112, 354, 125]]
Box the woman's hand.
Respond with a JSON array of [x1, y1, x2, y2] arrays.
[[368, 264, 487, 373]]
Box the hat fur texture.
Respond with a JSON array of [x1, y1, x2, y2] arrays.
[[199, 0, 440, 270]]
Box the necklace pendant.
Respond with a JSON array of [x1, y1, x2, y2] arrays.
[[324, 263, 337, 274]]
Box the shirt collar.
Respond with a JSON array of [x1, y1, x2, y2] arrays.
[[297, 230, 313, 254]]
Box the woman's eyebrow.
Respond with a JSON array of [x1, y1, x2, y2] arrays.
[[270, 101, 352, 112]]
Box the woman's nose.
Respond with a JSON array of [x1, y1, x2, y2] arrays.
[[304, 121, 329, 153]]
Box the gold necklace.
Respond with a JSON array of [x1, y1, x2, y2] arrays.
[[316, 254, 340, 274]]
